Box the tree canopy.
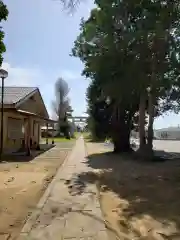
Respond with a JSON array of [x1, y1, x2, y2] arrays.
[[72, 0, 180, 156]]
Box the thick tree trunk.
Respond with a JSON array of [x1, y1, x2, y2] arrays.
[[111, 105, 131, 153], [113, 127, 131, 153], [138, 92, 146, 150], [147, 56, 156, 158], [147, 91, 155, 154]]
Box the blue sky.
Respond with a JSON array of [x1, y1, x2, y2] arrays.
[[2, 0, 180, 128], [2, 0, 93, 118]]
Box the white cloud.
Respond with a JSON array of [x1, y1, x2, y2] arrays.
[[1, 62, 84, 88], [1, 62, 54, 116], [60, 70, 78, 80], [55, 69, 84, 82], [1, 62, 88, 118], [2, 62, 43, 87], [1, 62, 10, 70]]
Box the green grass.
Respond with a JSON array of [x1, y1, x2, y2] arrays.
[[74, 132, 81, 138], [82, 132, 91, 140], [41, 132, 88, 143]]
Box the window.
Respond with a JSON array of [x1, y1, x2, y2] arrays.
[[161, 132, 168, 139], [7, 117, 24, 139]]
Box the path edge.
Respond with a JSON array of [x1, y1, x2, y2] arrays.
[[83, 138, 111, 240], [19, 141, 77, 238]]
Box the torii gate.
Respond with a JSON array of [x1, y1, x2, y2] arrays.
[[67, 116, 88, 123]]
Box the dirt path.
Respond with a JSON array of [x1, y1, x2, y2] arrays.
[[18, 137, 108, 240], [86, 142, 180, 240], [0, 145, 72, 240]]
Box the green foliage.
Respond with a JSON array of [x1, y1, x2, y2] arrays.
[[72, 0, 180, 152], [0, 1, 8, 65], [86, 79, 111, 140]]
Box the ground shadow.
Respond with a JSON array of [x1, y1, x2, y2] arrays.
[[66, 150, 180, 239], [0, 144, 54, 163], [88, 139, 105, 143], [84, 138, 105, 143], [154, 150, 180, 160]]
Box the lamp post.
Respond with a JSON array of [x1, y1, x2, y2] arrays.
[[0, 69, 8, 160]]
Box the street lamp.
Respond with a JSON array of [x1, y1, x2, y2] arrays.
[[0, 68, 8, 159]]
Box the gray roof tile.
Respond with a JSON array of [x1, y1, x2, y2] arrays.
[[0, 86, 37, 105]]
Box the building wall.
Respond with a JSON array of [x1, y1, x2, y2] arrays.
[[0, 110, 41, 153], [19, 91, 47, 117], [32, 120, 40, 144], [0, 111, 23, 153], [154, 130, 180, 140]]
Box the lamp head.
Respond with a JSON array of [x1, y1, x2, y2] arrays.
[[0, 69, 8, 79]]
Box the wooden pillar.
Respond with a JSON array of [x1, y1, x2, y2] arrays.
[[37, 122, 40, 144], [46, 122, 48, 144], [25, 118, 31, 156], [52, 122, 54, 144], [36, 122, 40, 150]]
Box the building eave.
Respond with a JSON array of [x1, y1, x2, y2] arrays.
[[16, 109, 57, 123]]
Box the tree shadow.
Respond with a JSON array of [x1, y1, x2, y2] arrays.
[[154, 150, 180, 160], [66, 151, 180, 239]]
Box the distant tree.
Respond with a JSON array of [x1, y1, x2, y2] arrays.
[[52, 77, 71, 138], [56, 0, 82, 12], [0, 1, 8, 65]]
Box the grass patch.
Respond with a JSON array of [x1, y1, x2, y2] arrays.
[[82, 132, 91, 140], [83, 132, 107, 143], [74, 132, 81, 138]]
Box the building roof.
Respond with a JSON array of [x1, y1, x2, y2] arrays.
[[0, 86, 37, 105], [155, 127, 180, 132]]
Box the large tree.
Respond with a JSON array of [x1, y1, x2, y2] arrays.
[[72, 7, 141, 152], [126, 0, 180, 156], [72, 0, 180, 156]]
